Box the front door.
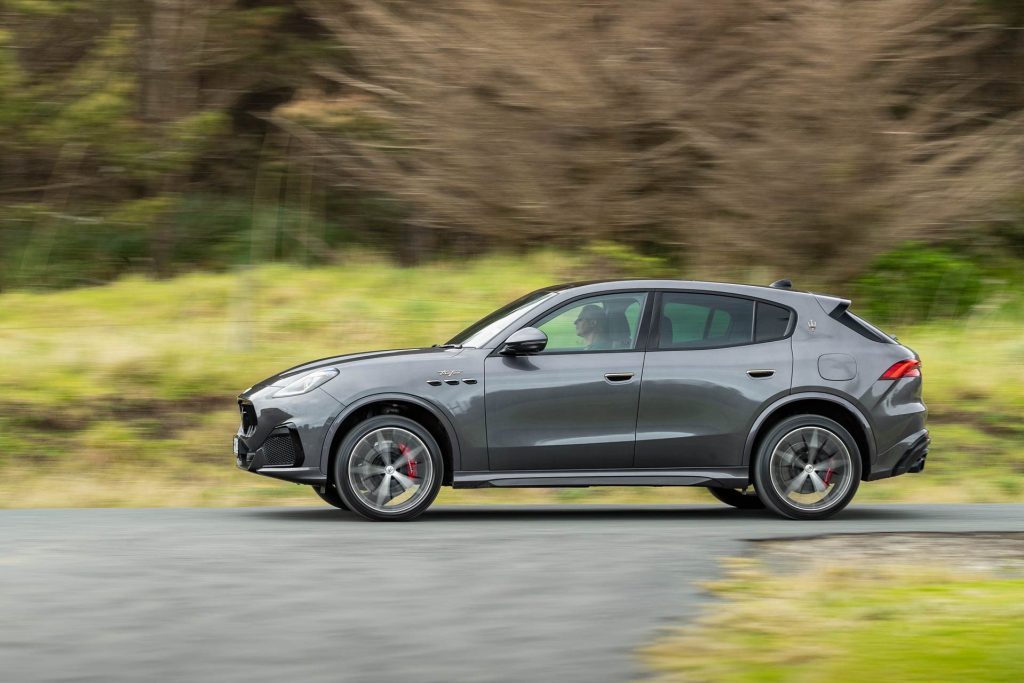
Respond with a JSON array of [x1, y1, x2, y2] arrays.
[[485, 292, 650, 470]]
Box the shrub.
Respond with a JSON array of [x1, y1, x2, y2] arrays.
[[854, 243, 983, 325]]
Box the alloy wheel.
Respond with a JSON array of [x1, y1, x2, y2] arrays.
[[767, 426, 854, 513], [346, 427, 434, 515]]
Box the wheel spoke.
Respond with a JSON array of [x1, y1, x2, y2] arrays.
[[776, 446, 800, 466], [808, 471, 828, 493], [354, 440, 375, 461], [392, 471, 419, 491], [392, 446, 423, 472], [806, 429, 823, 465], [374, 474, 393, 506], [355, 463, 386, 477], [813, 456, 841, 472], [785, 471, 809, 495], [375, 433, 392, 466]]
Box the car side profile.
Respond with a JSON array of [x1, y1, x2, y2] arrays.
[[234, 279, 929, 521]]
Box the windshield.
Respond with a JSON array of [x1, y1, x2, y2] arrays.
[[445, 290, 557, 347]]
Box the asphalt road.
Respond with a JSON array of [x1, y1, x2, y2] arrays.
[[1, 504, 1022, 683]]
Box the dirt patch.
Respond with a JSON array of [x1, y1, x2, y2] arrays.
[[752, 532, 1024, 576], [0, 395, 231, 435], [928, 407, 1024, 438]]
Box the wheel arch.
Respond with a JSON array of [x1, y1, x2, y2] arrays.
[[743, 393, 875, 480], [320, 393, 460, 485]]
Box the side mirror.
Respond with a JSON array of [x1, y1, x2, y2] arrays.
[[500, 327, 548, 355]]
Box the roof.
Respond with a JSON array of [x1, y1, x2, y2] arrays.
[[544, 278, 819, 302]]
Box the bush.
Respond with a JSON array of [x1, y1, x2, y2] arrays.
[[854, 243, 983, 325]]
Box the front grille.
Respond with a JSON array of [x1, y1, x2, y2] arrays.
[[262, 430, 303, 467], [239, 400, 257, 436]]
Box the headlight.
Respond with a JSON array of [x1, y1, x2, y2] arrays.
[[273, 368, 339, 398]]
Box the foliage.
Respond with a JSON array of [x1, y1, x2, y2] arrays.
[[987, 195, 1024, 259], [579, 242, 676, 279], [0, 0, 336, 287], [2, 1, 1024, 288], [854, 243, 985, 325], [292, 0, 1024, 279]]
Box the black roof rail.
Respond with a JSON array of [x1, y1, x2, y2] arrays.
[[769, 279, 792, 289]]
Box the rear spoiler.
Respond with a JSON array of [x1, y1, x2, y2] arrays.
[[814, 294, 851, 318], [813, 293, 896, 342], [769, 280, 852, 319]]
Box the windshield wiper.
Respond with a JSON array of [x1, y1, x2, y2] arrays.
[[432, 343, 462, 349]]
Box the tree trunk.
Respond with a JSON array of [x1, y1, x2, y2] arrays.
[[138, 0, 205, 277]]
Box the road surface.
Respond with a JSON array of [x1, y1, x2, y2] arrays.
[[1, 504, 1021, 682]]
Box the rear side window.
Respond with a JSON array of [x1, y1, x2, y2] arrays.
[[657, 293, 754, 349], [754, 302, 793, 342]]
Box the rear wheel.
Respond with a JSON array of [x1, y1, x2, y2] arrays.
[[708, 487, 766, 510], [753, 414, 861, 520], [333, 415, 443, 522], [312, 484, 349, 510]]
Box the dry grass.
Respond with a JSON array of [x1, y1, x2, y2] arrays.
[[641, 534, 1024, 682]]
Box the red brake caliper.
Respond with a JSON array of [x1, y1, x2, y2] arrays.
[[399, 443, 417, 478], [823, 466, 834, 486]]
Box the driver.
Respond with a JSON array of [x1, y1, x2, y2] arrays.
[[574, 304, 611, 350]]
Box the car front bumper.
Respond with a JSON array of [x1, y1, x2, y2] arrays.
[[234, 386, 340, 485]]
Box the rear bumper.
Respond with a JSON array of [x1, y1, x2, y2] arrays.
[[865, 428, 930, 481]]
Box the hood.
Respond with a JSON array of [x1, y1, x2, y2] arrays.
[[244, 347, 459, 394]]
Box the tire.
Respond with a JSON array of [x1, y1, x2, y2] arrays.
[[333, 415, 443, 522], [753, 414, 862, 520], [312, 484, 349, 510], [708, 487, 766, 510]]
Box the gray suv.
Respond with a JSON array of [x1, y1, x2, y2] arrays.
[[234, 279, 928, 521]]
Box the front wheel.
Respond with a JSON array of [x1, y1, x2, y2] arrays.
[[708, 487, 766, 510], [753, 415, 861, 520], [333, 415, 443, 521]]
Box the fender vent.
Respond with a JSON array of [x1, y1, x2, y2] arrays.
[[262, 429, 303, 467]]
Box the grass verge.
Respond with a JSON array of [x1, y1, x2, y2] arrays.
[[641, 534, 1024, 683]]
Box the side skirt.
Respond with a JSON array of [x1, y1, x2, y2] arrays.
[[452, 467, 749, 489]]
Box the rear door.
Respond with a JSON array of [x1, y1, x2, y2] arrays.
[[485, 291, 651, 470], [635, 292, 794, 468]]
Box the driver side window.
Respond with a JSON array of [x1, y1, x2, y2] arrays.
[[534, 293, 648, 353]]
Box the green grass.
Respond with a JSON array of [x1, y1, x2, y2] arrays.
[[0, 249, 1022, 507], [641, 555, 1024, 682]]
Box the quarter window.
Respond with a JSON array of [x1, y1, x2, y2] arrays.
[[754, 302, 793, 342]]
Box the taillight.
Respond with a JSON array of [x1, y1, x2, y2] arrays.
[[880, 359, 921, 380]]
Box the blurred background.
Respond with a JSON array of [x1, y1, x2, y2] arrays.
[[0, 0, 1022, 507]]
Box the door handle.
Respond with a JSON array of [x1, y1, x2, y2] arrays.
[[747, 369, 775, 378], [604, 372, 635, 382]]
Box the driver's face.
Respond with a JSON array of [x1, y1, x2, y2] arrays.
[[574, 317, 595, 337]]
